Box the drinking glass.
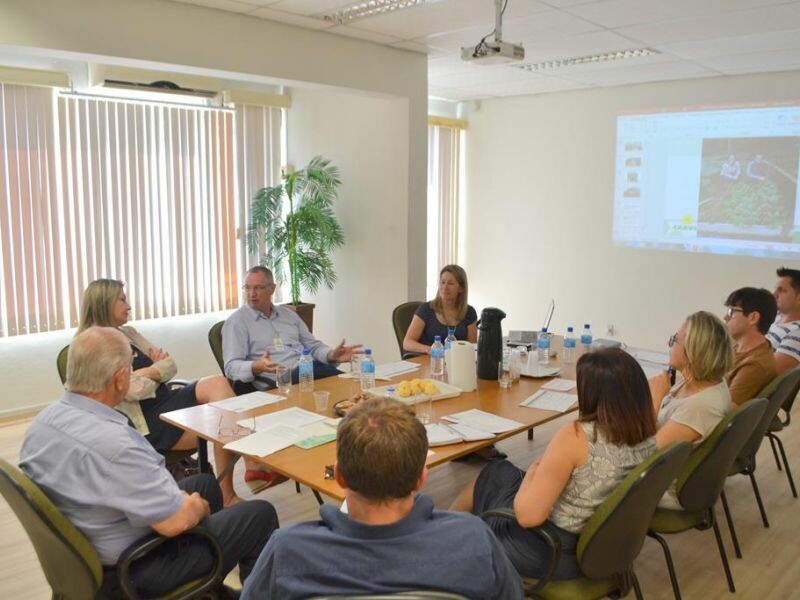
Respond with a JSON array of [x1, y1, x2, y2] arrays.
[[275, 364, 291, 395], [415, 393, 433, 424], [313, 390, 330, 412], [350, 356, 362, 393], [218, 413, 255, 439], [498, 360, 512, 389]]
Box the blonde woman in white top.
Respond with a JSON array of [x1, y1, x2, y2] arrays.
[[78, 279, 282, 506]]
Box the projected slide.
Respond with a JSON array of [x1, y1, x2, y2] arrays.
[[613, 103, 800, 258]]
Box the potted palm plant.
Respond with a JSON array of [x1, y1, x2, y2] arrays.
[[247, 156, 345, 331]]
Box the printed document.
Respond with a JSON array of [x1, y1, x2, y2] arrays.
[[210, 391, 283, 413]]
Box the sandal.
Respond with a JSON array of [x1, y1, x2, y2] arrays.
[[244, 469, 289, 494]]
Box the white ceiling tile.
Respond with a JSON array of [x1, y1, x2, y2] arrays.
[[564, 0, 794, 29], [659, 28, 800, 60], [434, 64, 544, 88], [617, 3, 800, 46], [696, 48, 800, 74], [560, 59, 715, 86], [327, 24, 404, 44], [248, 6, 333, 28], [391, 40, 440, 54], [344, 0, 506, 40], [266, 0, 352, 15], [172, 0, 259, 12]]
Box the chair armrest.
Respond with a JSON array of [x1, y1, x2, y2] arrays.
[[168, 378, 193, 389], [481, 508, 562, 593], [116, 529, 224, 600]]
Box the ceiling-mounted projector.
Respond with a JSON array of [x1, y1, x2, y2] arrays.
[[461, 0, 524, 65], [461, 40, 524, 64]]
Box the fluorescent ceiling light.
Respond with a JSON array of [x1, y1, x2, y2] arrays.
[[515, 48, 659, 72], [321, 0, 439, 25]]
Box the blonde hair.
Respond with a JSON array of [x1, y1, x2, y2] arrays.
[[430, 264, 469, 323], [77, 279, 124, 334], [684, 311, 734, 383], [66, 327, 131, 393]]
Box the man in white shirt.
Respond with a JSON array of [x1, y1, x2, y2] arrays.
[[766, 267, 800, 374]]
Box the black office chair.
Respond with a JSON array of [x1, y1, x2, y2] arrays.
[[208, 320, 226, 374], [392, 301, 424, 359], [0, 458, 222, 600]]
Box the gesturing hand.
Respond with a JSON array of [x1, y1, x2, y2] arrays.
[[148, 347, 170, 362], [252, 351, 280, 375], [327, 339, 364, 364]]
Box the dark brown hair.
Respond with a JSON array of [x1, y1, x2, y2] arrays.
[[725, 287, 777, 335], [576, 348, 657, 446], [777, 267, 800, 293], [337, 397, 428, 501]]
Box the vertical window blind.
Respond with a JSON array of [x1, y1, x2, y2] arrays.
[[0, 84, 283, 337], [0, 84, 62, 337], [427, 123, 462, 295]]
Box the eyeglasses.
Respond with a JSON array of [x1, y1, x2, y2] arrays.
[[242, 284, 272, 293], [668, 333, 679, 348], [725, 306, 744, 319]]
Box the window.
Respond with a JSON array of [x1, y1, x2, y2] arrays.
[[0, 83, 283, 337], [427, 120, 465, 299]]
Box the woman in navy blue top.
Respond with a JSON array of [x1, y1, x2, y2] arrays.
[[403, 264, 478, 355]]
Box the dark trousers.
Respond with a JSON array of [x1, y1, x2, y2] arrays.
[[100, 474, 278, 597], [232, 360, 342, 396]]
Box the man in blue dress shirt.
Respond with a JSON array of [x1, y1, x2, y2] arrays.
[[241, 397, 524, 599], [222, 266, 361, 393], [20, 327, 278, 597]]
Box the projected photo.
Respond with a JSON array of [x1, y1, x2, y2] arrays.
[[698, 137, 800, 242]]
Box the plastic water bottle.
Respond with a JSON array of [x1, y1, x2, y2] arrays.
[[581, 324, 593, 351], [444, 327, 457, 375], [360, 348, 376, 391], [563, 326, 577, 363], [430, 336, 445, 378], [298, 349, 314, 392], [537, 328, 551, 364]]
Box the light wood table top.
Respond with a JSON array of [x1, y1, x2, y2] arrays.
[[161, 350, 578, 501]]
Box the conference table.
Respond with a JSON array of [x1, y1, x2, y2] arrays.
[[161, 346, 579, 502]]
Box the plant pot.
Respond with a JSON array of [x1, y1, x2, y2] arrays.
[[283, 302, 315, 333]]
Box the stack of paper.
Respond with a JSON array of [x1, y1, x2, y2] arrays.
[[629, 348, 670, 379], [425, 424, 463, 446], [339, 360, 421, 381], [541, 379, 576, 392], [237, 406, 325, 431], [225, 407, 333, 457], [520, 364, 562, 378], [210, 391, 283, 412], [521, 390, 577, 413], [442, 409, 523, 434]]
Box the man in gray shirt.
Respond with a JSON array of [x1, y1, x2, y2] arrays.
[[223, 266, 361, 393], [20, 327, 278, 597]]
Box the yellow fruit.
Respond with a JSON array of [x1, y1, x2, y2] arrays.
[[424, 382, 439, 395]]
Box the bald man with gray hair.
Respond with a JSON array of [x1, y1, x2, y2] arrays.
[[21, 327, 278, 597]]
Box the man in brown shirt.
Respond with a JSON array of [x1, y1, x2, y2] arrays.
[[724, 287, 778, 406]]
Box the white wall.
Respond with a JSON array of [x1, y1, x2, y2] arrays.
[[286, 89, 410, 365], [0, 0, 426, 415], [463, 70, 800, 350]]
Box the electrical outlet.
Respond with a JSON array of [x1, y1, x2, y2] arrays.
[[606, 324, 616, 337]]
